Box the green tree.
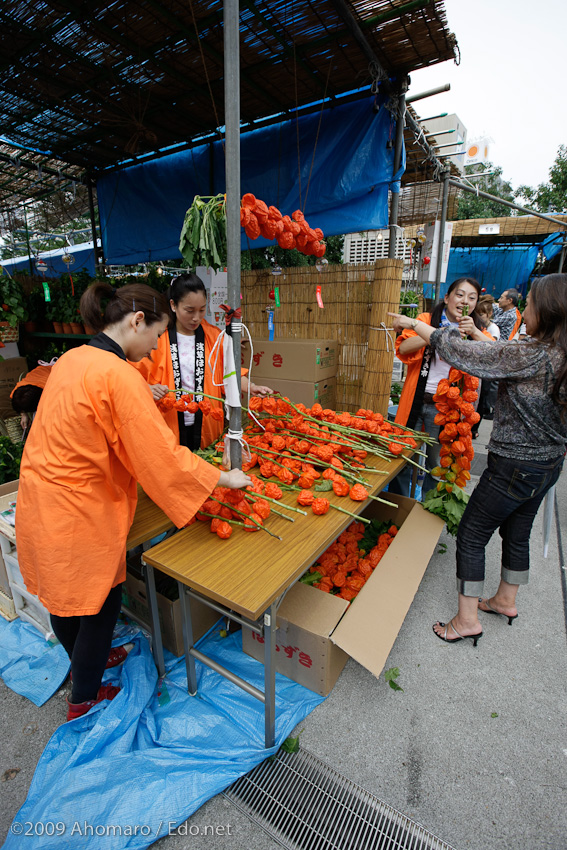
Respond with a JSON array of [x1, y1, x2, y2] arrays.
[[516, 145, 567, 213], [456, 163, 514, 219]]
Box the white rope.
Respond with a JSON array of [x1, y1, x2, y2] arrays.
[[222, 428, 251, 468], [369, 322, 396, 352], [208, 322, 265, 430]]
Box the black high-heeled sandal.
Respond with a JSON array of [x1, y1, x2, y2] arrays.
[[433, 619, 483, 646], [478, 598, 518, 625]]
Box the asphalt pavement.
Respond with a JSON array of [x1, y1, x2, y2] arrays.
[[1, 415, 566, 850]]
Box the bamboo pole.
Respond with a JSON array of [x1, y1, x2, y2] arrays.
[[359, 259, 403, 414]]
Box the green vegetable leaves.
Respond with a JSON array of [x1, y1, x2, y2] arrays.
[[359, 518, 392, 554], [299, 570, 322, 586], [179, 194, 227, 272], [384, 667, 404, 692], [314, 479, 333, 492], [422, 485, 469, 536]]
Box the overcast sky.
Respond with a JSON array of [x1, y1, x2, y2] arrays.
[[408, 0, 566, 192]]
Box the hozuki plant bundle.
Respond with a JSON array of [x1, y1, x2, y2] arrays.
[[421, 368, 481, 535], [240, 194, 326, 258]]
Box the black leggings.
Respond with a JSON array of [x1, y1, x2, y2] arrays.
[[50, 584, 123, 703]]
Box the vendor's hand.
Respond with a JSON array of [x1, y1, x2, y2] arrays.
[[20, 411, 30, 430], [219, 468, 252, 490], [249, 383, 273, 397], [388, 312, 413, 333], [150, 384, 170, 401]]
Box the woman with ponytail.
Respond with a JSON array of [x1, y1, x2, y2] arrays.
[[16, 281, 251, 722], [131, 273, 272, 450]]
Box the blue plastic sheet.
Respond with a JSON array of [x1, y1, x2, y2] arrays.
[[2, 625, 325, 849], [97, 96, 401, 265], [0, 241, 98, 277], [0, 617, 69, 706], [424, 231, 566, 301]]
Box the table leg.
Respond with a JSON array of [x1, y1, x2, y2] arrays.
[[263, 602, 277, 749], [143, 561, 165, 677], [179, 581, 198, 696]]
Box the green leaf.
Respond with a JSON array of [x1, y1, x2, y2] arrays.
[[491, 712, 499, 718], [300, 570, 322, 585], [314, 479, 333, 492], [280, 731, 302, 754], [384, 667, 404, 691]]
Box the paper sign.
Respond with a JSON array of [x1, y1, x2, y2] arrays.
[[274, 287, 280, 308], [316, 285, 324, 308]]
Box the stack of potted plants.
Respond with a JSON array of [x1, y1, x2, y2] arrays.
[[0, 275, 28, 342]]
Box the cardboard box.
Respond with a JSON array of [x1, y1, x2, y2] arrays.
[[243, 339, 338, 381], [0, 358, 27, 419], [242, 494, 444, 695], [259, 376, 336, 409], [122, 572, 219, 656]]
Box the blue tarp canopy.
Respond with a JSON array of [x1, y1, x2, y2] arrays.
[[0, 241, 99, 277], [423, 232, 565, 300], [97, 96, 403, 266]]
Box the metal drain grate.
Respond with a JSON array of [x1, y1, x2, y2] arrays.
[[224, 747, 456, 850]]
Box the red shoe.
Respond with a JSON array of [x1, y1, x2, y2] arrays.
[[70, 643, 133, 682], [106, 642, 134, 669], [66, 684, 121, 722]]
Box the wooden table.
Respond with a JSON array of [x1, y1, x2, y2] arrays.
[[141, 453, 409, 747]]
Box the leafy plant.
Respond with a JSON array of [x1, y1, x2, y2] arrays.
[[358, 517, 393, 554], [399, 290, 420, 318], [384, 667, 403, 692], [422, 484, 469, 537], [0, 437, 23, 484], [179, 194, 227, 271], [26, 285, 47, 323], [0, 275, 28, 327], [390, 381, 403, 405]]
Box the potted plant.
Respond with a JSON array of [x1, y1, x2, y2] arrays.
[[58, 291, 79, 334], [0, 275, 28, 342], [45, 288, 64, 333], [24, 285, 47, 333]]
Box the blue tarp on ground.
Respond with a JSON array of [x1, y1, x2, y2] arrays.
[[0, 241, 98, 277], [423, 232, 566, 300], [2, 623, 324, 850], [0, 616, 70, 706], [97, 96, 403, 265]]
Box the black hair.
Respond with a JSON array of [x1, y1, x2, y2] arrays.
[[430, 277, 484, 332], [168, 273, 207, 306], [11, 385, 43, 414], [529, 274, 567, 415], [80, 281, 169, 333]]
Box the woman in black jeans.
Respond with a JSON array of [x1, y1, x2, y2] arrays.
[[389, 273, 567, 645]]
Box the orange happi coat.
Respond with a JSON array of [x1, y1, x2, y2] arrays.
[[16, 345, 220, 617], [10, 364, 52, 397], [130, 320, 246, 449]]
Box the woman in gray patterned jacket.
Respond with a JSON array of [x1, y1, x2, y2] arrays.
[[389, 273, 567, 645]]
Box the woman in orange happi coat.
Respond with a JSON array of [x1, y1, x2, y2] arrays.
[[16, 281, 250, 723], [131, 273, 271, 450], [389, 278, 493, 498]]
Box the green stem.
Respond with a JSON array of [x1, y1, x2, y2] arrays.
[[243, 493, 295, 522], [243, 490, 306, 516], [209, 497, 282, 540], [328, 503, 371, 524]]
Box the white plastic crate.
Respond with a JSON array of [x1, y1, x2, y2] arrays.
[[343, 230, 414, 264], [0, 491, 54, 641], [392, 357, 404, 383]]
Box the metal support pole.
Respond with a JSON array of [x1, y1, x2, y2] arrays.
[[449, 179, 567, 230], [434, 168, 450, 302], [558, 238, 567, 274], [23, 207, 34, 276], [224, 0, 243, 471], [87, 179, 104, 275], [388, 87, 407, 259]]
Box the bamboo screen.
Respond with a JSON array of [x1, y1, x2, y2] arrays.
[[241, 260, 403, 414]]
